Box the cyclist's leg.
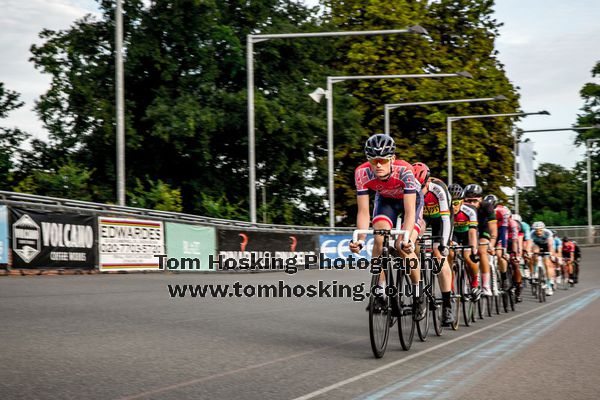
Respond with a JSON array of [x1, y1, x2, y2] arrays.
[[429, 218, 453, 322], [508, 241, 522, 301], [496, 226, 508, 288], [454, 232, 476, 289], [395, 193, 423, 288], [543, 252, 554, 294], [371, 194, 394, 289], [478, 236, 492, 295]]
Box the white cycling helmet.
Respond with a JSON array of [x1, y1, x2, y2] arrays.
[[512, 214, 522, 223], [532, 221, 545, 229]]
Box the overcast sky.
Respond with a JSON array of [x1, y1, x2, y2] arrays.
[[1, 0, 599, 169]]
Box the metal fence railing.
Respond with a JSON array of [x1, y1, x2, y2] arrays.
[[1, 190, 599, 242], [0, 190, 353, 234], [546, 225, 600, 247]]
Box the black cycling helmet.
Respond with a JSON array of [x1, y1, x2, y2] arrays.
[[448, 183, 464, 200], [483, 194, 498, 207], [463, 183, 483, 198], [364, 134, 396, 159]]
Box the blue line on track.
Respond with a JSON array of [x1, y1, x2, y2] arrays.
[[358, 289, 600, 400]]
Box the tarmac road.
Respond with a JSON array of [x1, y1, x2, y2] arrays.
[[1, 248, 598, 400]]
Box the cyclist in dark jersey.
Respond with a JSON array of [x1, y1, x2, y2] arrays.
[[349, 134, 426, 320], [573, 240, 581, 283], [463, 186, 497, 297], [448, 184, 481, 302], [413, 162, 454, 326]]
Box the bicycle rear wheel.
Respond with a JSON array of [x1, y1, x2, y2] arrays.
[[561, 267, 570, 290], [461, 264, 474, 327], [507, 267, 515, 312], [397, 270, 415, 350], [451, 262, 461, 330], [431, 268, 443, 336], [538, 267, 547, 303], [485, 294, 492, 317], [368, 272, 391, 358]]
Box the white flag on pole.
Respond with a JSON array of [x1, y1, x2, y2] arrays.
[[517, 141, 536, 187]]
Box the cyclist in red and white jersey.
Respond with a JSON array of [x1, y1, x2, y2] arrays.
[[349, 134, 426, 321], [506, 215, 522, 301], [485, 195, 512, 291]]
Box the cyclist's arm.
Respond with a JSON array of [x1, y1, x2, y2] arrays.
[[518, 235, 524, 257], [488, 219, 498, 248], [402, 193, 416, 236], [469, 227, 478, 251], [355, 194, 370, 241], [433, 182, 452, 246], [466, 205, 479, 251], [525, 240, 532, 255]]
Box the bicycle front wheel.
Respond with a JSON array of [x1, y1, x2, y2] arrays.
[[397, 270, 415, 351], [368, 273, 391, 358]]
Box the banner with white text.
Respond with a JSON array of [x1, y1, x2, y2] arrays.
[[10, 207, 96, 269]]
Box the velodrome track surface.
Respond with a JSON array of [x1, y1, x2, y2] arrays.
[[1, 249, 599, 400]]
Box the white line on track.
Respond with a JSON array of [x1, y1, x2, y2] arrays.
[[292, 287, 598, 400]]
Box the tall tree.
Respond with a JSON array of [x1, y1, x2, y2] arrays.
[[574, 60, 600, 225], [322, 0, 520, 225], [520, 163, 586, 226], [0, 83, 29, 190], [27, 0, 343, 223]]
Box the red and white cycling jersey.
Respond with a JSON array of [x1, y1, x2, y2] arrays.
[[562, 241, 575, 253], [495, 205, 511, 227], [355, 160, 418, 199], [507, 218, 520, 240]]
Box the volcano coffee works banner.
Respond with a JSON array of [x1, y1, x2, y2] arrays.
[[10, 208, 97, 269], [99, 217, 164, 271]]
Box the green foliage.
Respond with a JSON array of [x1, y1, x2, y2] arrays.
[[572, 60, 600, 225], [0, 83, 30, 190], [28, 0, 336, 222], [519, 163, 586, 226], [16, 0, 534, 225], [199, 192, 246, 220], [324, 0, 520, 225], [128, 177, 183, 212], [13, 161, 95, 201]]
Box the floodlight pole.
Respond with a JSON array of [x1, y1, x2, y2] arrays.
[[246, 26, 428, 224]]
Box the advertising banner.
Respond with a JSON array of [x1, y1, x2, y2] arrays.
[[319, 234, 375, 264], [217, 230, 318, 270], [0, 205, 8, 264], [99, 217, 164, 271], [165, 223, 216, 271], [517, 141, 536, 187], [10, 207, 97, 269]]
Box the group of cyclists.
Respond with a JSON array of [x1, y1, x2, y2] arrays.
[[350, 133, 582, 328]]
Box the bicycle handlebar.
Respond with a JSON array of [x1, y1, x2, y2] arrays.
[[352, 228, 408, 243]]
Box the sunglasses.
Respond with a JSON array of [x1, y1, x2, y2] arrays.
[[464, 198, 480, 204], [369, 158, 392, 165], [451, 200, 462, 206]]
